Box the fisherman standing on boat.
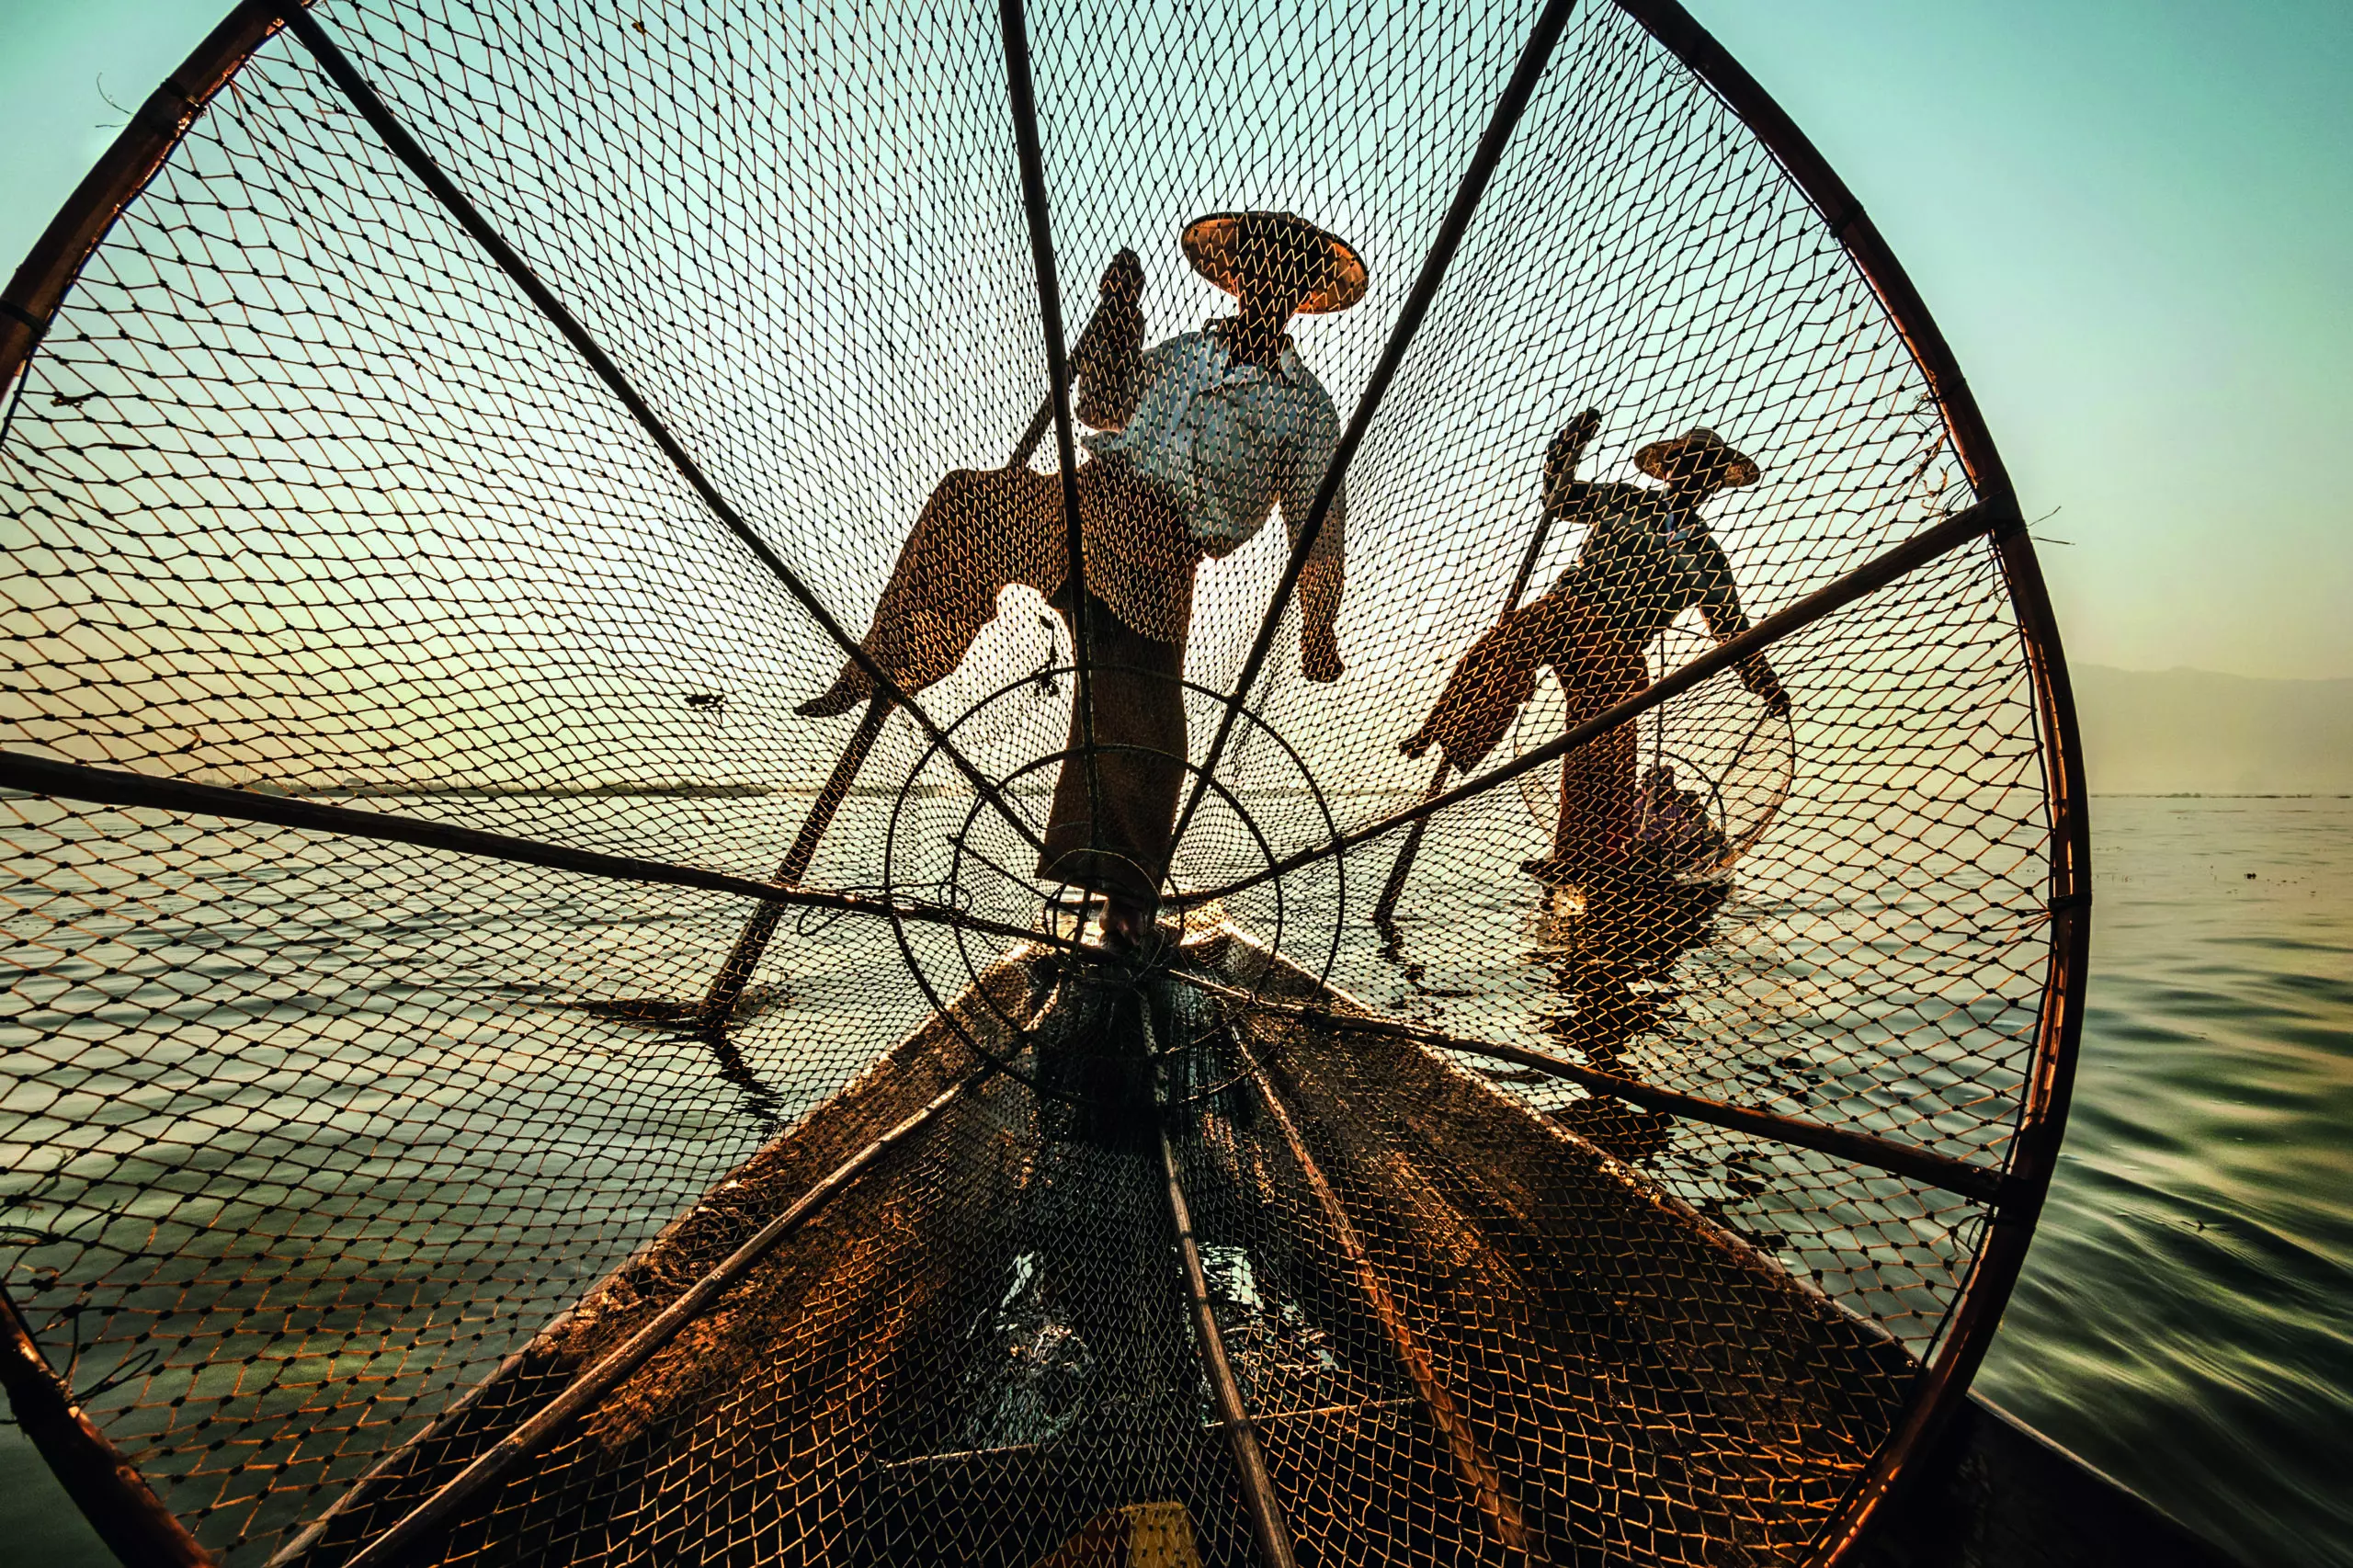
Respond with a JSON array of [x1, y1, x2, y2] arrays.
[[1402, 415, 1789, 884], [799, 211, 1361, 944]]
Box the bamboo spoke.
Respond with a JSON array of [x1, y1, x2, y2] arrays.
[[0, 1287, 214, 1568], [270, 2, 1045, 858], [331, 1072, 986, 1568], [1142, 999, 1298, 1568], [1234, 1036, 1531, 1556], [995, 0, 1102, 855], [1165, 0, 1583, 857], [1156, 1118, 1299, 1568], [0, 749, 1080, 956], [1176, 971, 2015, 1207]]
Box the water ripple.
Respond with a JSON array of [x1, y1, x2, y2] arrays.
[[1976, 797, 2353, 1567]]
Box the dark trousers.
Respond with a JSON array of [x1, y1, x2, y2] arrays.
[[1037, 586, 1187, 908], [818, 460, 1198, 908]]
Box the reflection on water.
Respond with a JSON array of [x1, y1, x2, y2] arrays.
[[0, 794, 938, 1565], [950, 1249, 1097, 1453], [1521, 869, 1725, 1166], [1357, 815, 2007, 1346], [1359, 797, 2353, 1566]]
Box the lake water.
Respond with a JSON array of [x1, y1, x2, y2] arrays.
[[3, 795, 2347, 1565], [1972, 796, 2353, 1567]]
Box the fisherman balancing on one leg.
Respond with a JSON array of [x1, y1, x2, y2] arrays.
[[1402, 414, 1790, 887], [800, 210, 1361, 944]]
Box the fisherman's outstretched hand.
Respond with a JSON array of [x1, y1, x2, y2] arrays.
[[1742, 654, 1792, 718], [1557, 407, 1603, 461], [1098, 247, 1143, 302], [1544, 407, 1604, 503], [1074, 249, 1147, 431], [1543, 404, 1599, 510]]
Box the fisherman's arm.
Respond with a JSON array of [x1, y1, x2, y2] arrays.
[[1694, 536, 1790, 715], [1534, 408, 1611, 590], [1071, 249, 1145, 430]]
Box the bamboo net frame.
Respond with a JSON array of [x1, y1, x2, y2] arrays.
[[0, 2, 2086, 1564]]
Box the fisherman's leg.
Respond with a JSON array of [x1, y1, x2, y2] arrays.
[[1586, 716, 1641, 858], [1549, 636, 1647, 866], [798, 468, 1059, 716], [1400, 593, 1563, 775], [1553, 751, 1607, 866], [1038, 597, 1188, 943]]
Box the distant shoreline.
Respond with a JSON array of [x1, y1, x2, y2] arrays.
[[2072, 665, 2353, 796], [6, 782, 2345, 803], [2089, 793, 2352, 801]]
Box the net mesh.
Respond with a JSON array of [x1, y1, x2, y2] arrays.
[[0, 2, 2072, 1564]]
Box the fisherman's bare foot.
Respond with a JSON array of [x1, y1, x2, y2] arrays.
[[1520, 854, 1577, 887], [1302, 629, 1343, 684], [795, 665, 872, 718], [1521, 846, 1630, 888]]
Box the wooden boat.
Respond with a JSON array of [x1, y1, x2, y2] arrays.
[[1856, 1398, 2233, 1568], [187, 931, 2209, 1568]]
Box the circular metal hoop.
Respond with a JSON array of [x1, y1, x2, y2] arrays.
[[881, 664, 1345, 1104]]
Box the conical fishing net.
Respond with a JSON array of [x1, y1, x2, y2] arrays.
[[0, 2, 2087, 1565]]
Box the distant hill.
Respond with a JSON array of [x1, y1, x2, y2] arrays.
[[2069, 665, 2353, 795]]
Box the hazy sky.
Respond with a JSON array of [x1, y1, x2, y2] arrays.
[[5, 0, 2347, 679]]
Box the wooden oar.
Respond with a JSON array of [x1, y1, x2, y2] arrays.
[[1370, 487, 1564, 930], [1004, 390, 1055, 474], [695, 256, 1137, 1027]]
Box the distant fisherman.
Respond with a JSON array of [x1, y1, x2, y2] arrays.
[[799, 211, 1360, 943], [1403, 415, 1789, 883]]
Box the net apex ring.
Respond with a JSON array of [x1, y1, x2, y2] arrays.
[[881, 666, 1344, 1101]]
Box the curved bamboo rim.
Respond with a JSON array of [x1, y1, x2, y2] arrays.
[[1606, 4, 2093, 1564], [0, 1284, 213, 1566], [0, 2, 295, 399], [0, 3, 2091, 1564], [0, 10, 296, 1562]]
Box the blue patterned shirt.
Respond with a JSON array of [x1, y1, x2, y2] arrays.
[[1083, 326, 1346, 567]]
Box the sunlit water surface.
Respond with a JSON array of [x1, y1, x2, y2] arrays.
[[1972, 797, 2353, 1567], [3, 796, 2347, 1565]]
